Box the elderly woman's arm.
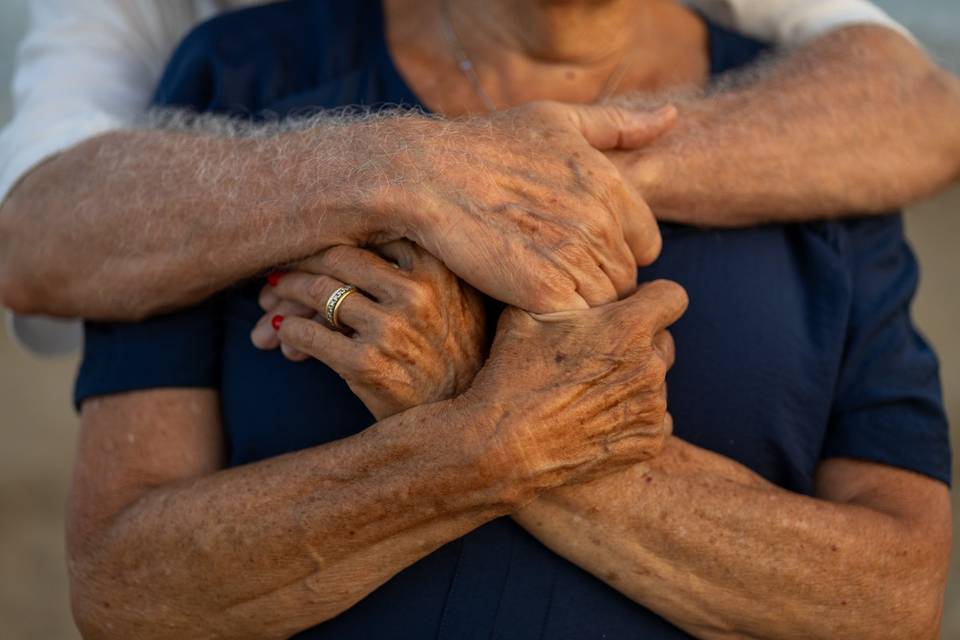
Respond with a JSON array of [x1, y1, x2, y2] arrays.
[[69, 389, 511, 640], [514, 439, 951, 640], [67, 284, 685, 640], [618, 25, 960, 225]]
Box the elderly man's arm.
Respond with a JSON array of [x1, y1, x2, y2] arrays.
[[0, 103, 667, 319], [514, 437, 951, 640], [617, 25, 960, 225]]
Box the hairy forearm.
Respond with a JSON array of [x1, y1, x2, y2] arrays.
[[0, 114, 417, 320], [618, 25, 960, 225], [69, 398, 514, 640], [513, 437, 949, 639]]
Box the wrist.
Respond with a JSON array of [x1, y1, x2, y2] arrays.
[[445, 391, 557, 512], [379, 396, 525, 517], [282, 117, 427, 249], [357, 115, 440, 244]]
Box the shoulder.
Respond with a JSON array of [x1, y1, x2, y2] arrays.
[[154, 0, 377, 112], [703, 19, 772, 76]]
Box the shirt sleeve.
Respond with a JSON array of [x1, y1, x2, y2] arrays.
[[0, 0, 206, 204], [0, 0, 214, 357], [685, 0, 915, 48], [822, 216, 951, 485], [74, 295, 225, 409]]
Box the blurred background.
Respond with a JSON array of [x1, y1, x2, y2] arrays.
[[0, 1, 957, 638]]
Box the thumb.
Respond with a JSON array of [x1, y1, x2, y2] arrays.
[[569, 103, 677, 151]]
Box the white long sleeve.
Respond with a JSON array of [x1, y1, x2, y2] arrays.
[[0, 0, 255, 203], [686, 0, 912, 48]]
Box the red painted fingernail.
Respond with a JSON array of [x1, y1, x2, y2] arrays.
[[271, 315, 284, 331], [267, 271, 287, 287]]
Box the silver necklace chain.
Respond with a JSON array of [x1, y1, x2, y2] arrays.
[[439, 0, 634, 113]]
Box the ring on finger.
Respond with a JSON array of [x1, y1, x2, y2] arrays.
[[325, 285, 358, 329]]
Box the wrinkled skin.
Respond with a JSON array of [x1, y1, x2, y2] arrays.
[[462, 281, 684, 487], [385, 102, 676, 311], [261, 248, 687, 487], [252, 241, 487, 419]]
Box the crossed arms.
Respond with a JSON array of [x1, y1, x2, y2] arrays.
[[68, 254, 951, 639]]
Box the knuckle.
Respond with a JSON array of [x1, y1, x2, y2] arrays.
[[635, 229, 662, 266], [647, 357, 668, 384], [286, 321, 318, 353], [320, 245, 353, 270], [377, 313, 406, 341], [650, 391, 668, 420], [401, 279, 434, 312], [648, 278, 687, 304], [352, 345, 381, 377], [305, 275, 334, 307]]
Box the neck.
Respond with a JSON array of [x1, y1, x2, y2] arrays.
[[447, 0, 664, 65], [384, 0, 707, 115]]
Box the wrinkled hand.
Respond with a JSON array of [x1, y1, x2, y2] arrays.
[[387, 101, 676, 313], [460, 280, 687, 492], [252, 241, 486, 420]]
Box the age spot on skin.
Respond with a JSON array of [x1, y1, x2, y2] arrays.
[[566, 157, 587, 193], [554, 352, 567, 363]]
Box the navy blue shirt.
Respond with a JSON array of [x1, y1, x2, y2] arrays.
[[76, 1, 951, 638]]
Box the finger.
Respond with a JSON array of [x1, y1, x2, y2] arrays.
[[601, 238, 639, 300], [373, 239, 419, 271], [652, 330, 676, 368], [259, 284, 280, 311], [619, 184, 662, 267], [568, 104, 677, 151], [277, 316, 363, 374], [272, 272, 382, 333], [570, 257, 619, 307], [662, 411, 674, 441], [620, 279, 689, 333], [298, 245, 406, 302], [280, 341, 310, 362], [250, 300, 316, 350], [377, 239, 453, 283]]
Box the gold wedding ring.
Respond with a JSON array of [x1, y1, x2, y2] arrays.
[[325, 285, 357, 329]]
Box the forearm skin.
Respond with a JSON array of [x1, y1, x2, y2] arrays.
[[622, 26, 960, 225], [513, 437, 950, 640], [68, 397, 520, 640], [0, 119, 411, 321]]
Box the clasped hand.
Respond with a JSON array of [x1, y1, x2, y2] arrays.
[[254, 240, 686, 488]]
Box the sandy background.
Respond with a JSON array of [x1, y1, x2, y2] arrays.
[[0, 1, 957, 638]]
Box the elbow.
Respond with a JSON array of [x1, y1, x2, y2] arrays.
[[850, 26, 960, 197], [67, 547, 156, 640], [68, 566, 121, 640], [0, 195, 53, 314], [872, 593, 943, 640], [867, 26, 960, 176], [930, 67, 960, 177], [0, 257, 42, 315], [66, 524, 139, 640]]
